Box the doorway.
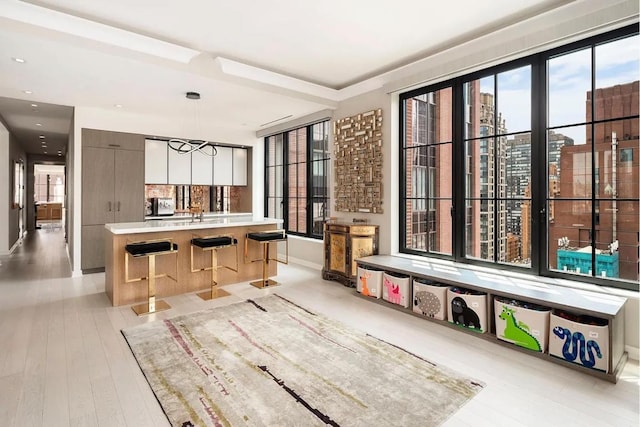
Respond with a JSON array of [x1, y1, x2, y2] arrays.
[[34, 164, 65, 230]]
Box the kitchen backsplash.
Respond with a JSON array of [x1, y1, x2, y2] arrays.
[[144, 184, 249, 215]]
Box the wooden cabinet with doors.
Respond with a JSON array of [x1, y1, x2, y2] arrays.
[[322, 221, 379, 286], [81, 129, 144, 270]]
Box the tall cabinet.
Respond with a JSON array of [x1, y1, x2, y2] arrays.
[[82, 129, 145, 271]]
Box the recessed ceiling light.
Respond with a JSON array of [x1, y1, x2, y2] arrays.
[[44, 151, 47, 154], [39, 135, 45, 139], [12, 57, 26, 63], [36, 123, 42, 126], [31, 103, 38, 108], [114, 104, 122, 108], [58, 153, 62, 156], [23, 90, 32, 94]]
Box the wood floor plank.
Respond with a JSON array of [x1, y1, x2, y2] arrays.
[[0, 228, 638, 427]]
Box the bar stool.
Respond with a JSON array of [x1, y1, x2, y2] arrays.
[[125, 239, 178, 316], [191, 234, 238, 300], [244, 230, 288, 288]]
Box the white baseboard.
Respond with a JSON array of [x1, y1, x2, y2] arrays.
[[626, 345, 639, 361], [2, 236, 24, 255]]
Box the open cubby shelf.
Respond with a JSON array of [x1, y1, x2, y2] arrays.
[[355, 255, 628, 383]]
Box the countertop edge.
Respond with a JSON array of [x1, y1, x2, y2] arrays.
[[105, 217, 283, 234]]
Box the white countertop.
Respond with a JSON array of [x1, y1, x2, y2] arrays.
[[105, 215, 282, 234], [144, 212, 252, 220]]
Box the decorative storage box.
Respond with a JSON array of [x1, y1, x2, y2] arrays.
[[382, 272, 410, 308], [413, 278, 449, 321], [356, 266, 383, 298], [549, 311, 609, 372], [447, 287, 487, 333], [494, 297, 551, 352]]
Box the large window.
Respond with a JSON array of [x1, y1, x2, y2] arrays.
[[400, 25, 639, 291], [265, 121, 330, 238]]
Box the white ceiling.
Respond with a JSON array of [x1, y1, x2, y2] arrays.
[[0, 0, 574, 155]]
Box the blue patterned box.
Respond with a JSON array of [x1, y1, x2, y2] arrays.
[[549, 312, 609, 372]]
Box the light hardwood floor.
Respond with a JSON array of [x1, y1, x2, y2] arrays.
[[0, 228, 638, 427]]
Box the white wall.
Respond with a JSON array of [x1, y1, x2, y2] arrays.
[[0, 121, 9, 254]]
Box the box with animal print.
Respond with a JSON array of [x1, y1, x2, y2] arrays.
[[494, 297, 551, 352], [447, 287, 487, 333], [549, 311, 609, 372], [356, 266, 383, 298], [382, 272, 410, 308], [413, 279, 449, 321]]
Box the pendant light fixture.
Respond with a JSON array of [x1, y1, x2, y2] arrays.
[[168, 91, 218, 156]]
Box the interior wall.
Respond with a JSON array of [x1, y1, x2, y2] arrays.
[[67, 111, 75, 267], [8, 133, 27, 247], [0, 120, 9, 254]]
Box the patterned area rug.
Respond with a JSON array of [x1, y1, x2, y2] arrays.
[[122, 295, 484, 426]]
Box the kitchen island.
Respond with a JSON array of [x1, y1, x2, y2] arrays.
[[104, 215, 282, 306]]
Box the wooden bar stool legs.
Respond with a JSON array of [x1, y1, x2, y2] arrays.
[[125, 239, 178, 316], [191, 235, 238, 301]]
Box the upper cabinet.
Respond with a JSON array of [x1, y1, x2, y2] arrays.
[[144, 139, 248, 186], [145, 139, 168, 184], [213, 146, 233, 186], [232, 147, 247, 186], [192, 148, 214, 185], [167, 146, 192, 185]]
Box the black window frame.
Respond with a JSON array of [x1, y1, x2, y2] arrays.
[[399, 24, 639, 292], [264, 120, 330, 239]]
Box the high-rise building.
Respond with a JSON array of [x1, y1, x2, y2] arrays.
[[549, 81, 639, 281], [479, 93, 508, 262]]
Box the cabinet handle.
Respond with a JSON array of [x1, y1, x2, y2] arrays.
[[108, 144, 121, 147], [108, 201, 112, 212], [117, 201, 121, 212]]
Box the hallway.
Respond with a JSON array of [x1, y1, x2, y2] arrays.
[[0, 228, 638, 426]]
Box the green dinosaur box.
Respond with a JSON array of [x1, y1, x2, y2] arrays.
[[494, 298, 551, 352], [548, 312, 609, 372]]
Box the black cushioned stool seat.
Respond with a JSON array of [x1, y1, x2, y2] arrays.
[[244, 230, 288, 289], [125, 241, 178, 256], [124, 239, 178, 316], [191, 236, 237, 248], [246, 231, 287, 242], [190, 234, 238, 301]]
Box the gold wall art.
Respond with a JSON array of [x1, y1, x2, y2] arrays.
[[333, 109, 383, 213]]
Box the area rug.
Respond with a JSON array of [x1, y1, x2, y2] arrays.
[[122, 295, 484, 426]]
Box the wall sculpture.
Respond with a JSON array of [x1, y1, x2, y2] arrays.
[[333, 109, 383, 213]]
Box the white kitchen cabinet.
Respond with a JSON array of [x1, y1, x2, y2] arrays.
[[191, 148, 214, 185], [232, 147, 247, 186], [144, 139, 168, 184], [168, 146, 192, 184], [213, 146, 233, 186]]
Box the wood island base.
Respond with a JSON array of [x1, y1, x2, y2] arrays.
[[105, 220, 281, 307]]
